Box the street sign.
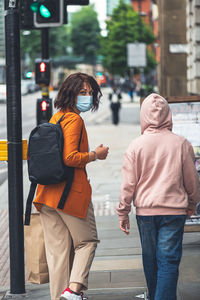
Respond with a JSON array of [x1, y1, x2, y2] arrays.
[[127, 43, 147, 67], [169, 44, 188, 54]]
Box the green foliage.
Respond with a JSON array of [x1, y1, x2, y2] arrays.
[[20, 30, 41, 67], [49, 26, 70, 58], [69, 5, 101, 64], [99, 0, 156, 76], [20, 26, 69, 69]]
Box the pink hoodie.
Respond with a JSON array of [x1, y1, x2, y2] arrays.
[[117, 93, 200, 221]]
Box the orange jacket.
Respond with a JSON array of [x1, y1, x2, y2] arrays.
[[33, 109, 91, 219]]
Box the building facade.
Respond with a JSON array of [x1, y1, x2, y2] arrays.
[[131, 0, 152, 24], [155, 0, 187, 96], [186, 0, 200, 94]]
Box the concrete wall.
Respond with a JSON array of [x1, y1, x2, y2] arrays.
[[158, 0, 187, 96]]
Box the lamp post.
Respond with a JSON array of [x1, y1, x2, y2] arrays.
[[4, 0, 25, 294]]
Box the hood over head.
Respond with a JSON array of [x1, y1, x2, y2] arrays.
[[140, 93, 172, 134]]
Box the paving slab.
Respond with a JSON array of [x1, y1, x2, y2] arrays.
[[1, 286, 148, 300]]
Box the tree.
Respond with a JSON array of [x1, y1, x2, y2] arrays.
[[20, 30, 41, 68], [70, 5, 101, 64], [99, 0, 156, 76], [20, 26, 69, 69]]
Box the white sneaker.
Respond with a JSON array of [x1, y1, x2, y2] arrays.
[[60, 287, 83, 300]]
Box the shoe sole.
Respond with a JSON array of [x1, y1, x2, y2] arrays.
[[60, 294, 86, 300]]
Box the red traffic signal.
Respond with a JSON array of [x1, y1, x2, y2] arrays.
[[41, 100, 47, 111], [40, 62, 46, 72], [37, 98, 52, 125], [35, 59, 51, 85]]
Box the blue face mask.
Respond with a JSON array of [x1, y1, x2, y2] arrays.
[[76, 95, 93, 112]]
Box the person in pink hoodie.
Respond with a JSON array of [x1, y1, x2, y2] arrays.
[[116, 93, 200, 300]]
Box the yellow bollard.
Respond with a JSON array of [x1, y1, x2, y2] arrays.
[[0, 139, 28, 161]]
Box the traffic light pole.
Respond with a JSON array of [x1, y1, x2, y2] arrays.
[[42, 28, 49, 59], [41, 28, 50, 98], [4, 0, 25, 295]]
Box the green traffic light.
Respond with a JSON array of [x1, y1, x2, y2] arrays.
[[39, 5, 51, 18], [30, 2, 39, 13], [25, 72, 33, 78]]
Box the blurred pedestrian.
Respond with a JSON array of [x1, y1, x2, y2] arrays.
[[122, 77, 135, 102], [109, 86, 122, 125], [33, 73, 109, 300], [117, 93, 200, 300], [135, 79, 141, 96], [127, 81, 135, 102]]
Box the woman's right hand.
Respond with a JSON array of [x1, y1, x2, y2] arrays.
[[95, 144, 109, 160]]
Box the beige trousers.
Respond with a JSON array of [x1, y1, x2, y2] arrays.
[[40, 202, 99, 300]]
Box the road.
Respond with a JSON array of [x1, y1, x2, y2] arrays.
[[0, 88, 140, 186]]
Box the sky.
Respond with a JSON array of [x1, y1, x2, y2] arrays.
[[67, 0, 107, 35]]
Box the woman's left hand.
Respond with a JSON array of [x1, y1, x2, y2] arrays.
[[95, 144, 109, 160]]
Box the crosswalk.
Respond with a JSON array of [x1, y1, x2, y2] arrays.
[[93, 201, 120, 216]]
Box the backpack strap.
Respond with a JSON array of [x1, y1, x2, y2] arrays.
[[57, 124, 83, 210], [57, 170, 74, 209], [57, 114, 65, 124], [24, 182, 37, 225]]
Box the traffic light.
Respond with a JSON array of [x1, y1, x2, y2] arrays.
[[31, 0, 64, 28], [66, 0, 89, 4], [35, 59, 51, 85], [20, 0, 34, 29], [36, 98, 52, 125]]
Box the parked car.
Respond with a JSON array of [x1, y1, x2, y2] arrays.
[[21, 80, 28, 95], [0, 83, 6, 103], [0, 60, 6, 103], [21, 79, 38, 95]]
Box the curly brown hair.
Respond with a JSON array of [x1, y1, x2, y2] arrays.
[[54, 72, 102, 111]]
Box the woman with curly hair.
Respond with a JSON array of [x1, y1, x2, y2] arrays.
[[33, 72, 109, 300]]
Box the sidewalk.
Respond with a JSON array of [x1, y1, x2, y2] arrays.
[[0, 101, 200, 299]]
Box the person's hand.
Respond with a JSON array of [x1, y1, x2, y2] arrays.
[[95, 144, 109, 160], [119, 218, 130, 235], [186, 208, 195, 217]]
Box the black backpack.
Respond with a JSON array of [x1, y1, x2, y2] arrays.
[[24, 114, 82, 225]]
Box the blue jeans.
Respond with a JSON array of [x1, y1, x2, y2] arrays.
[[136, 215, 186, 300]]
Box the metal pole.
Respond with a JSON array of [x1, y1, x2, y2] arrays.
[[4, 0, 25, 294], [41, 28, 49, 59], [41, 28, 49, 98]]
